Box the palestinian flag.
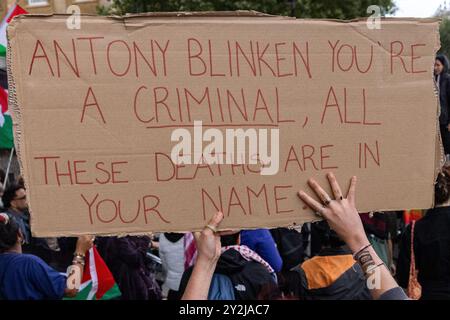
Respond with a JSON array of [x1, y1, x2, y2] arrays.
[[0, 4, 27, 58], [65, 247, 121, 300], [0, 85, 13, 149], [0, 4, 27, 149]]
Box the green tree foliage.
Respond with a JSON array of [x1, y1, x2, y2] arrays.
[[435, 3, 450, 58], [100, 0, 396, 19], [439, 17, 450, 58]]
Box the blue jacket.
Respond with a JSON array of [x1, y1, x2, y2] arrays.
[[0, 253, 66, 300]]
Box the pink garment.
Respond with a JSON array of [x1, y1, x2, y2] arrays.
[[221, 245, 275, 274], [184, 233, 197, 270]]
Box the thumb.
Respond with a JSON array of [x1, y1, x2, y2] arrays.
[[206, 211, 224, 230]]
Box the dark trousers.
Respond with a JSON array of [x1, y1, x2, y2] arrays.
[[440, 125, 450, 155]]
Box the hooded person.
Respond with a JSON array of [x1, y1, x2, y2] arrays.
[[435, 54, 450, 155], [178, 232, 279, 300]]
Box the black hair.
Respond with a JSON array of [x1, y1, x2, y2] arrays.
[[435, 167, 450, 205], [0, 215, 20, 253], [17, 176, 25, 189], [0, 169, 5, 185], [220, 233, 240, 247], [164, 233, 184, 243], [1, 184, 24, 209], [312, 220, 345, 249], [436, 54, 450, 73]]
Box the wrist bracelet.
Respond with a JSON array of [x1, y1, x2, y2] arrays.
[[72, 254, 85, 267], [352, 243, 372, 260], [355, 248, 384, 275], [364, 262, 385, 276], [73, 252, 85, 258]]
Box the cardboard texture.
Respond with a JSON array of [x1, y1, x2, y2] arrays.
[[7, 13, 441, 236]]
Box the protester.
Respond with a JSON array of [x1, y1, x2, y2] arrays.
[[435, 54, 450, 155], [96, 236, 162, 300], [180, 222, 278, 300], [1, 184, 31, 245], [159, 233, 185, 300], [240, 229, 283, 272], [0, 213, 93, 300], [180, 212, 224, 300], [279, 221, 371, 300], [397, 166, 450, 300], [181, 173, 408, 300], [1, 183, 63, 263]]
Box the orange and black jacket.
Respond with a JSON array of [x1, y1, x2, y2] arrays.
[[282, 247, 371, 300]]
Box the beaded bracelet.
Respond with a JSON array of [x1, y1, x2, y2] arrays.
[[72, 254, 86, 267], [352, 243, 372, 260]]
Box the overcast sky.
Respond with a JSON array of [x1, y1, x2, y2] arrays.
[[392, 0, 447, 17]]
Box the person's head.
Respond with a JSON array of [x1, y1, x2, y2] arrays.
[[435, 54, 449, 75], [220, 232, 240, 247], [313, 220, 345, 249], [435, 165, 450, 205], [0, 213, 23, 253], [1, 184, 27, 211], [163, 232, 184, 243]]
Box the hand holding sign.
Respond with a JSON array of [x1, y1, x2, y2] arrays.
[[298, 173, 368, 253]]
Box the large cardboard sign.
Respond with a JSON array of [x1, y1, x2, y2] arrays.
[[7, 13, 441, 236]]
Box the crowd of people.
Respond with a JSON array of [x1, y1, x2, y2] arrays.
[[0, 54, 450, 300], [0, 167, 449, 300]]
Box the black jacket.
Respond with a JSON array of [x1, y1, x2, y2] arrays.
[[270, 227, 306, 271], [397, 206, 450, 300], [437, 59, 450, 126], [179, 248, 277, 300], [0, 69, 7, 89]]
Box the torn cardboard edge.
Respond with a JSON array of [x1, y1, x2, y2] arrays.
[[7, 10, 441, 22], [6, 19, 29, 232], [433, 18, 445, 197]]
